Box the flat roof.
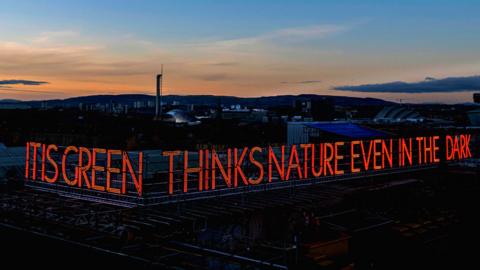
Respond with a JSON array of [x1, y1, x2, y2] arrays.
[[305, 122, 389, 139]]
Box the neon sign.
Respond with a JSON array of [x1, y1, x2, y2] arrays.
[[25, 143, 143, 195], [24, 134, 473, 197]]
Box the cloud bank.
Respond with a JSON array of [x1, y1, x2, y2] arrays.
[[0, 79, 49, 86], [334, 76, 480, 93]]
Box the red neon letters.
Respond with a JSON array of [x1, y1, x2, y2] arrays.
[[25, 134, 473, 197], [25, 142, 143, 196]]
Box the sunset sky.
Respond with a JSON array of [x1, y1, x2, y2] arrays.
[[1, 0, 480, 103]]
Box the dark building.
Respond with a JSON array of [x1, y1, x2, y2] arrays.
[[1, 96, 480, 269], [294, 98, 335, 121], [474, 93, 480, 103]]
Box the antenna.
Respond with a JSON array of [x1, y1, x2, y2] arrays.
[[160, 64, 164, 117]]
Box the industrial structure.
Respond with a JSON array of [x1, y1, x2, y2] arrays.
[[164, 109, 201, 125], [155, 66, 163, 120], [374, 106, 423, 123], [2, 154, 478, 269]]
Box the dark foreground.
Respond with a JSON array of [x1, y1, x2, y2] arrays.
[[2, 166, 479, 269]]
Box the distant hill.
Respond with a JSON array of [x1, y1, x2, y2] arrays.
[[0, 99, 22, 103], [17, 94, 394, 108]]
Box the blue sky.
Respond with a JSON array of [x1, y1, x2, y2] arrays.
[[1, 0, 480, 103]]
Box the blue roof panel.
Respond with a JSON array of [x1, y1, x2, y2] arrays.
[[305, 122, 388, 139]]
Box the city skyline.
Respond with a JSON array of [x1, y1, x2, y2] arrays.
[[1, 0, 480, 103]]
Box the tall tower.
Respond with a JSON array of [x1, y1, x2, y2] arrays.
[[155, 65, 164, 119]]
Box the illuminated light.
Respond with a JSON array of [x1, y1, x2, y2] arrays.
[[25, 142, 30, 179], [459, 135, 466, 159], [204, 149, 210, 190], [78, 147, 92, 189], [400, 138, 413, 166], [445, 135, 453, 160], [311, 143, 324, 177], [248, 146, 264, 185], [446, 135, 459, 161], [122, 151, 143, 196], [106, 149, 122, 194], [62, 146, 78, 186], [233, 147, 248, 187], [433, 136, 440, 163], [462, 134, 473, 158], [300, 144, 313, 178], [381, 139, 393, 169], [268, 145, 285, 181], [334, 142, 345, 175], [416, 137, 424, 165], [421, 136, 435, 164], [323, 143, 334, 176], [372, 139, 382, 170], [25, 142, 144, 196], [45, 144, 59, 183], [91, 148, 106, 191], [23, 134, 474, 198], [446, 134, 472, 161], [461, 134, 472, 158], [286, 145, 303, 180], [350, 141, 361, 173], [31, 142, 41, 180], [211, 149, 232, 189], [360, 140, 374, 171], [183, 150, 203, 192], [41, 144, 46, 181]]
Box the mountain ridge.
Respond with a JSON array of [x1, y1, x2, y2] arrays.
[[10, 94, 395, 108]]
